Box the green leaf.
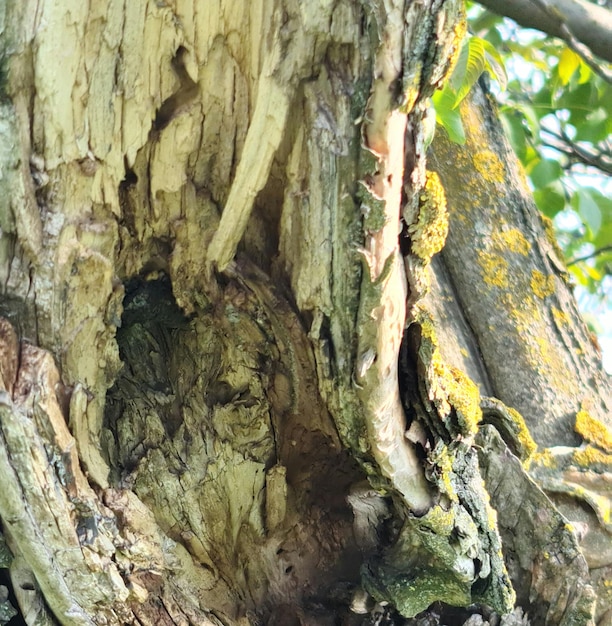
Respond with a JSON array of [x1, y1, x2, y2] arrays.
[[530, 159, 563, 188], [514, 103, 541, 137], [578, 60, 591, 84], [584, 264, 603, 281], [533, 186, 566, 217], [451, 37, 487, 106], [433, 88, 466, 144], [573, 189, 602, 236], [557, 48, 581, 86], [591, 193, 612, 242], [481, 39, 507, 90], [569, 264, 591, 287], [500, 111, 527, 160]]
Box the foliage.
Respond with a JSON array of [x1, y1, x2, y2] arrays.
[[434, 4, 612, 311]]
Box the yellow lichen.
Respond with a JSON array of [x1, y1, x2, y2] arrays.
[[485, 498, 498, 531], [420, 504, 455, 535], [572, 445, 612, 467], [419, 314, 439, 344], [540, 214, 567, 268], [440, 16, 468, 84], [430, 350, 453, 418], [446, 366, 482, 436], [515, 161, 531, 194], [530, 270, 555, 298], [494, 229, 531, 256], [418, 310, 482, 437], [533, 336, 570, 389], [473, 150, 504, 184], [505, 406, 537, 461], [478, 252, 509, 288], [437, 451, 458, 502], [530, 448, 557, 469], [430, 351, 482, 437], [505, 293, 543, 332], [410, 171, 449, 260], [575, 409, 612, 453], [552, 307, 570, 327], [402, 63, 423, 114]]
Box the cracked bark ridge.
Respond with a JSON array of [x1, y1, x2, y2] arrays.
[[477, 426, 596, 626], [0, 317, 221, 626]]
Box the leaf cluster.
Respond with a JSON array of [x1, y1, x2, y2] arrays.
[[434, 4, 612, 309]]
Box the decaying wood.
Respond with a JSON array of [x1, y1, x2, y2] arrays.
[[0, 1, 610, 625]]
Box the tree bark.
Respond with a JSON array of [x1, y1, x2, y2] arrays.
[[476, 0, 612, 64], [0, 1, 610, 626]]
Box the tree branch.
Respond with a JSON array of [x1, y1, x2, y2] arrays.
[[530, 0, 612, 83], [540, 124, 612, 175], [567, 245, 612, 266], [477, 0, 612, 64]]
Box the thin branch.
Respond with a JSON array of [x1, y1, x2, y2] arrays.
[[477, 0, 612, 63], [531, 0, 612, 83], [540, 124, 612, 175], [567, 245, 612, 266]]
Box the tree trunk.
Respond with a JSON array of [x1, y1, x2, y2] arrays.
[[0, 2, 610, 626]]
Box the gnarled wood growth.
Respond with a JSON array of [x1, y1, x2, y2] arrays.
[[0, 1, 610, 625]]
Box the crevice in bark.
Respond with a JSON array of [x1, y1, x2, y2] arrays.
[[153, 47, 199, 132], [429, 254, 495, 395], [100, 265, 371, 622], [0, 547, 22, 626]]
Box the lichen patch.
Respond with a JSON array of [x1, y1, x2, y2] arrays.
[[530, 270, 556, 299]]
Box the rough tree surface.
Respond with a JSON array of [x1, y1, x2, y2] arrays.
[[0, 2, 610, 626]]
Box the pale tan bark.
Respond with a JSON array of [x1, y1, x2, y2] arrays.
[[0, 1, 609, 626]]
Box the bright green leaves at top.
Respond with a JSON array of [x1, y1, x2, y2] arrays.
[[451, 36, 507, 103], [501, 47, 612, 295], [557, 49, 583, 86], [432, 35, 507, 144], [446, 3, 612, 302]]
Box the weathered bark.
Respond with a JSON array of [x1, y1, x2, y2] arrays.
[[476, 0, 612, 64], [0, 1, 610, 626]]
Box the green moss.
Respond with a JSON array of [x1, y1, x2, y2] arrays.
[[0, 533, 12, 568], [383, 569, 471, 617]]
